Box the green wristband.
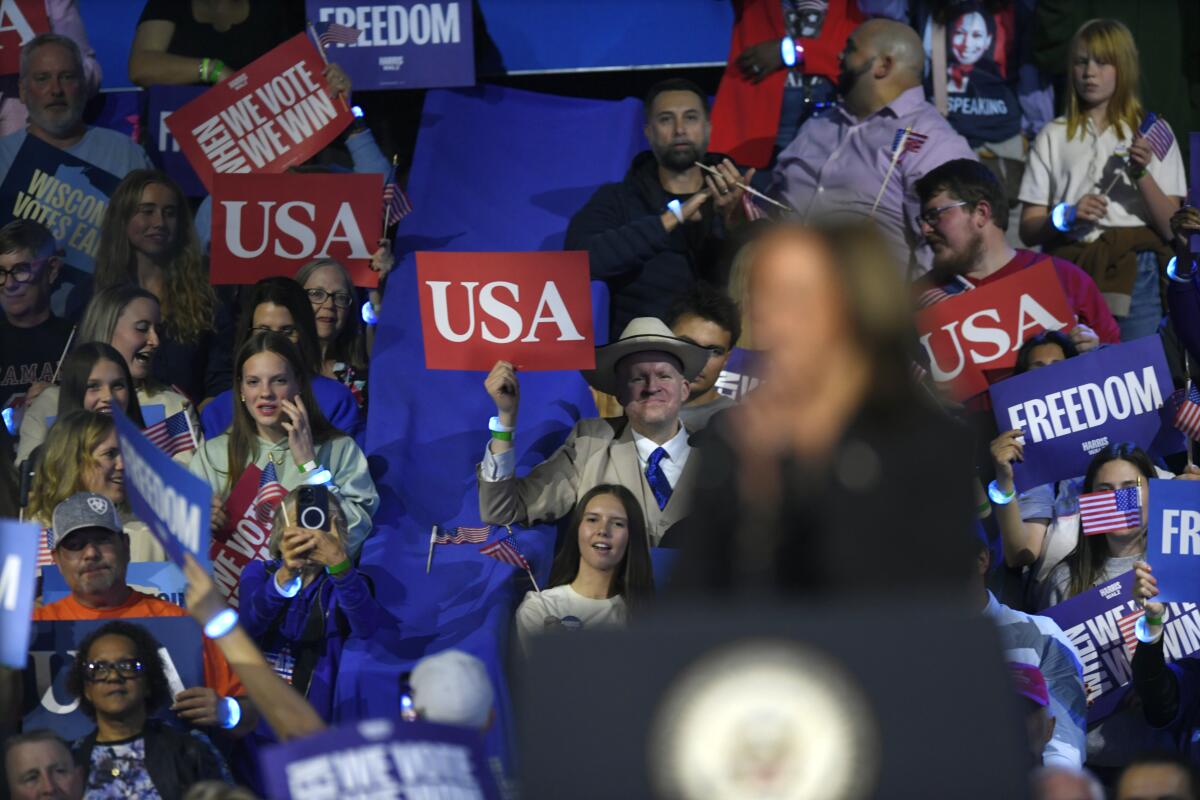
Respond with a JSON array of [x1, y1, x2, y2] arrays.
[[490, 429, 512, 441], [326, 559, 351, 576], [1146, 615, 1164, 626]]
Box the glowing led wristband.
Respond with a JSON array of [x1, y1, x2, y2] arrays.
[[304, 468, 334, 486], [204, 608, 238, 639], [666, 199, 685, 224], [987, 480, 1016, 505], [361, 301, 378, 325], [780, 36, 798, 68], [275, 573, 302, 598], [1167, 255, 1198, 283], [218, 697, 241, 730], [1051, 202, 1077, 233]]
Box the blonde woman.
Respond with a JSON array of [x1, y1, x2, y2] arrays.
[[1018, 18, 1184, 341], [18, 286, 201, 464], [94, 169, 234, 404], [26, 410, 166, 567]]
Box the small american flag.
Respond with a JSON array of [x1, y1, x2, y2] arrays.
[[1079, 486, 1142, 536], [480, 534, 531, 570], [1174, 384, 1200, 440], [37, 527, 52, 569], [1118, 608, 1145, 659], [142, 410, 196, 457], [382, 159, 412, 227], [1139, 112, 1174, 161], [434, 525, 492, 545], [252, 462, 288, 527], [892, 127, 928, 160], [315, 20, 361, 47]]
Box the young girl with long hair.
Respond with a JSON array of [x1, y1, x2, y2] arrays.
[[188, 332, 378, 558], [198, 277, 363, 443], [1018, 18, 1185, 341], [514, 484, 655, 648], [93, 169, 234, 403], [27, 410, 166, 564], [1037, 443, 1156, 609], [17, 286, 201, 463]]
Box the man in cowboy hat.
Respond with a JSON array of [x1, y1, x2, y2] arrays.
[[477, 318, 709, 544]]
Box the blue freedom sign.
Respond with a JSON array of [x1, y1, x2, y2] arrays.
[[1148, 478, 1200, 603], [113, 405, 212, 571], [989, 337, 1174, 492], [0, 520, 39, 667], [262, 717, 500, 799], [307, 1, 475, 90], [23, 617, 205, 740]]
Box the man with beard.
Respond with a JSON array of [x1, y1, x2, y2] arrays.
[[566, 79, 753, 335], [34, 493, 257, 736], [0, 34, 150, 183], [912, 158, 1118, 349], [767, 18, 975, 275]]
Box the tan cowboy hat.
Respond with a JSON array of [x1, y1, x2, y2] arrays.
[[582, 317, 710, 397]]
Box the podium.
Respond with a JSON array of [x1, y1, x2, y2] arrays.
[[516, 599, 1030, 799]]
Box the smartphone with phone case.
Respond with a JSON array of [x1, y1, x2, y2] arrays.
[[296, 484, 330, 532]]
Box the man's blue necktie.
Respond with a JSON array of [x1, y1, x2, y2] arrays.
[[646, 447, 672, 510]]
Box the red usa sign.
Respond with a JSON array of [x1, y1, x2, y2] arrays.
[[0, 1, 49, 77], [165, 33, 352, 191], [916, 261, 1073, 400], [416, 251, 595, 371], [210, 172, 382, 287]]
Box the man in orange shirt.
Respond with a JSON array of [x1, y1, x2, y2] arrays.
[[35, 493, 255, 735]]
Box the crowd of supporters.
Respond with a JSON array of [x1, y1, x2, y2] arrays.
[[4, 1, 1200, 798]]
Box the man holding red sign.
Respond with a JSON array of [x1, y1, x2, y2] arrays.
[[477, 318, 709, 545], [912, 160, 1119, 400]]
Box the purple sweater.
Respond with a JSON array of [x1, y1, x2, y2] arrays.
[[240, 559, 381, 721]]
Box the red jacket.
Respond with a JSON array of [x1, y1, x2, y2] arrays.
[[709, 0, 865, 167]]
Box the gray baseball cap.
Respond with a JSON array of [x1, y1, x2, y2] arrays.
[[49, 492, 122, 550]]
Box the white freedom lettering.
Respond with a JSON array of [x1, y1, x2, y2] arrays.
[[122, 438, 203, 553], [1161, 510, 1200, 555], [319, 3, 461, 47], [426, 280, 586, 345], [1006, 367, 1163, 443]]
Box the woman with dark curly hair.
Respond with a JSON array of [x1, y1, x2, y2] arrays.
[[68, 621, 229, 799]]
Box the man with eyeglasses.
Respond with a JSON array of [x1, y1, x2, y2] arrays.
[[0, 219, 71, 413], [666, 282, 741, 432], [912, 158, 1119, 349], [34, 493, 257, 736]]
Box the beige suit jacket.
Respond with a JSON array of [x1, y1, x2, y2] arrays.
[[477, 417, 698, 545]]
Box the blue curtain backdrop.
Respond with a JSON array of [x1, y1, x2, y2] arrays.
[[339, 85, 645, 765]]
